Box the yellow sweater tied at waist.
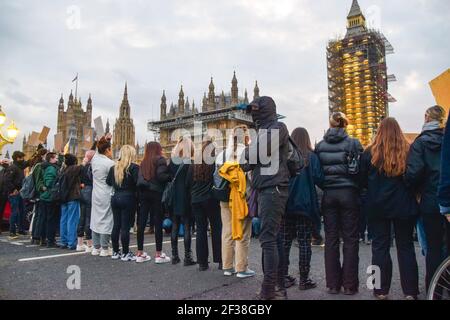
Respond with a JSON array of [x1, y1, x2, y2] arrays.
[[219, 162, 248, 240]]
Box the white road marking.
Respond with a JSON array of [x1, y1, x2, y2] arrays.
[[26, 245, 40, 248], [10, 242, 24, 246], [18, 238, 196, 262]]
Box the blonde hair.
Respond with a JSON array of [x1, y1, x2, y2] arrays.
[[330, 112, 349, 128], [114, 145, 136, 187], [426, 105, 447, 128]]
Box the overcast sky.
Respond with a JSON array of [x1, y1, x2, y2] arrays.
[[0, 0, 449, 157]]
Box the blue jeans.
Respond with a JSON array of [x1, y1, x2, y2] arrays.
[[416, 216, 427, 257], [60, 201, 80, 248], [8, 194, 25, 234]]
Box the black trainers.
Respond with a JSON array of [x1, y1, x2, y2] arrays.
[[199, 264, 209, 271], [184, 257, 197, 266], [172, 256, 181, 265], [299, 278, 317, 291], [284, 275, 297, 289]]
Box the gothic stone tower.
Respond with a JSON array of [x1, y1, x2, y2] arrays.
[[327, 0, 395, 145], [113, 83, 136, 157], [57, 91, 93, 162]]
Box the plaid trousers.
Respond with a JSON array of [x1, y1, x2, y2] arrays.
[[278, 215, 313, 278]]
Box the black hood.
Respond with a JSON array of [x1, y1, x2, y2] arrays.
[[418, 128, 444, 152], [324, 128, 348, 144], [247, 96, 277, 128]]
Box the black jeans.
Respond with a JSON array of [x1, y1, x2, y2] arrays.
[[32, 201, 47, 240], [322, 188, 360, 291], [138, 190, 164, 252], [111, 192, 136, 254], [78, 187, 92, 240], [192, 198, 222, 266], [40, 201, 58, 244], [422, 213, 450, 290], [279, 215, 313, 279], [258, 186, 289, 296], [370, 216, 419, 296], [171, 215, 193, 258]]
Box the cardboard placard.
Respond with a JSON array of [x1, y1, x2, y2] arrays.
[[94, 116, 104, 138], [54, 133, 63, 153], [38, 126, 50, 144], [28, 132, 40, 147]]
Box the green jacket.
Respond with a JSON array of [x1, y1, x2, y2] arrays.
[[40, 164, 58, 202], [32, 163, 44, 197]]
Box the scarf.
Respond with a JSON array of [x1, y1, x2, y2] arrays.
[[422, 121, 441, 133]]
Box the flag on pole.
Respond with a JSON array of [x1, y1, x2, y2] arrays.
[[72, 74, 78, 82]]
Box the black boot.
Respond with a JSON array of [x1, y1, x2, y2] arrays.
[[171, 242, 180, 265], [184, 251, 196, 266]]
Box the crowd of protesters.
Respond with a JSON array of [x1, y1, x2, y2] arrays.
[[0, 97, 449, 301]]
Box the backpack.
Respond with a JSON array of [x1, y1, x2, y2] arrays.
[[49, 170, 70, 204], [287, 137, 304, 178], [212, 165, 231, 202], [20, 165, 39, 201], [161, 163, 184, 211]]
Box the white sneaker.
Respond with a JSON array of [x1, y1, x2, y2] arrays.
[[91, 248, 101, 256], [223, 268, 237, 276], [121, 252, 137, 262], [136, 252, 151, 263], [85, 246, 93, 253], [100, 249, 110, 257], [155, 253, 171, 264], [76, 244, 86, 252], [236, 268, 256, 278]]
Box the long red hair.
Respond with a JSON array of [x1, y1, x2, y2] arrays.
[[369, 117, 410, 177], [140, 142, 163, 181]]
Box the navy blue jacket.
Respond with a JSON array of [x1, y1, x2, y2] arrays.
[[439, 113, 450, 214], [286, 152, 324, 226], [405, 128, 444, 216]]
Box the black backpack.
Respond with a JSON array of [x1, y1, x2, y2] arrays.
[[50, 170, 70, 204], [212, 165, 231, 202], [287, 137, 304, 178]]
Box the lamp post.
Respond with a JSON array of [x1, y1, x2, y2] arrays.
[[0, 105, 19, 156]]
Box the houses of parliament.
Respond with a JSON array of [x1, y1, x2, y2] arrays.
[[22, 84, 141, 162]]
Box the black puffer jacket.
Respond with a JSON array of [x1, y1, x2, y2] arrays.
[[315, 128, 363, 190], [243, 96, 290, 189], [405, 128, 444, 215]]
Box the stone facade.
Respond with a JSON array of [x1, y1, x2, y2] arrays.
[[150, 72, 258, 157], [57, 91, 93, 163]]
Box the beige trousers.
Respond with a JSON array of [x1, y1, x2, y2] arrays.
[[220, 202, 252, 273]]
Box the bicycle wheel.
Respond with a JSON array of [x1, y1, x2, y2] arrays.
[[428, 257, 450, 300]]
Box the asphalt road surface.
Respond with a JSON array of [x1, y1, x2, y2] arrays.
[[0, 233, 426, 300]]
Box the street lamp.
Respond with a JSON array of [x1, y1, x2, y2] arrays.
[[0, 105, 19, 156]]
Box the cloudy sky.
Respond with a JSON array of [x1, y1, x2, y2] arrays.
[[0, 0, 449, 156]]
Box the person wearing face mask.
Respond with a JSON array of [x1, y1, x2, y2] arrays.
[[242, 96, 290, 300], [3, 151, 29, 239]]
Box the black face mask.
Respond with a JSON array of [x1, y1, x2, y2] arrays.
[[15, 160, 25, 169]]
